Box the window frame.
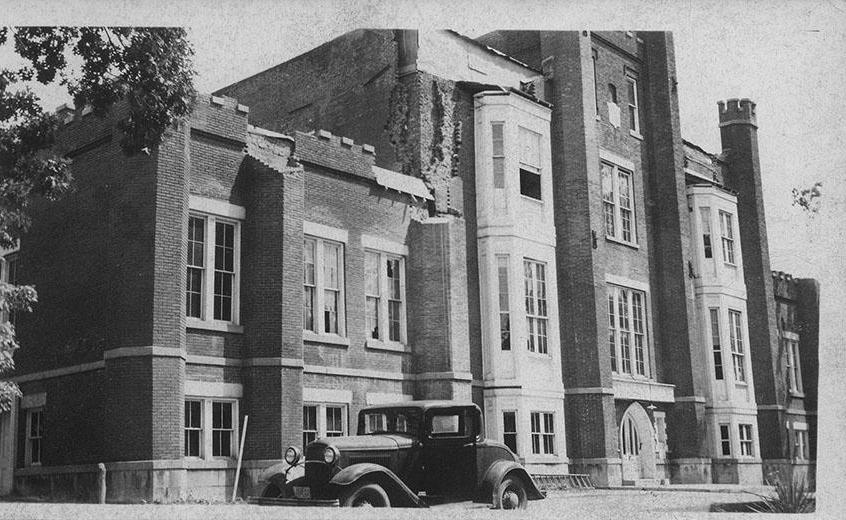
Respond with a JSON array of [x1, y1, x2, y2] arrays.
[[601, 161, 638, 246], [523, 259, 549, 355], [184, 399, 203, 458], [1, 250, 20, 326], [518, 126, 543, 201], [591, 48, 600, 116], [302, 402, 349, 446], [738, 423, 754, 457], [719, 210, 736, 265], [183, 397, 239, 461], [709, 308, 724, 380], [728, 309, 746, 383], [303, 235, 347, 339], [186, 204, 243, 331], [719, 423, 732, 457], [502, 410, 518, 455], [700, 207, 713, 259], [364, 249, 408, 348], [785, 337, 803, 394], [492, 121, 506, 189], [530, 411, 556, 456], [25, 408, 43, 466], [608, 284, 650, 377], [496, 255, 511, 351], [626, 73, 641, 136]]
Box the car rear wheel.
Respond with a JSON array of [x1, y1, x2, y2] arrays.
[[495, 475, 528, 510], [341, 482, 391, 507]]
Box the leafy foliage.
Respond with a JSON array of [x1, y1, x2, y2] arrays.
[[751, 475, 815, 513], [0, 27, 196, 411], [792, 181, 823, 214]]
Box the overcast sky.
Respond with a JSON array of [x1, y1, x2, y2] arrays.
[[2, 0, 845, 498]]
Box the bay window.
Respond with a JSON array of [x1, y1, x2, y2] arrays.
[[497, 255, 511, 350], [719, 211, 736, 265], [729, 309, 746, 382], [523, 259, 548, 354]]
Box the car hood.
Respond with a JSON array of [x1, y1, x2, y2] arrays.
[[314, 434, 415, 451]]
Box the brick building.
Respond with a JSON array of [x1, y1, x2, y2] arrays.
[[0, 29, 818, 501]]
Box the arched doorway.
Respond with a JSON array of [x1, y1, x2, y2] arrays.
[[620, 403, 657, 483]]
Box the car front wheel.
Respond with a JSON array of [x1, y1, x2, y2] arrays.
[[494, 475, 528, 510], [341, 482, 391, 507]]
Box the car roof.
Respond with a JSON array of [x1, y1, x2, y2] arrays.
[[361, 400, 479, 412]]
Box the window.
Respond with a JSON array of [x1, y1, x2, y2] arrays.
[[183, 398, 238, 459], [719, 423, 731, 456], [26, 409, 43, 466], [530, 412, 555, 455], [1, 252, 19, 326], [303, 237, 345, 336], [607, 84, 621, 127], [608, 285, 649, 376], [592, 49, 599, 116], [601, 162, 637, 244], [621, 415, 640, 456], [186, 212, 241, 325], [497, 255, 511, 350], [302, 403, 347, 445], [795, 429, 809, 460], [626, 74, 640, 134], [518, 127, 542, 200], [710, 308, 724, 380], [492, 122, 505, 189], [212, 401, 234, 457], [719, 211, 736, 265], [503, 411, 517, 454], [431, 414, 462, 436], [184, 400, 203, 457], [739, 424, 754, 456], [700, 207, 713, 259], [608, 83, 618, 104], [729, 310, 746, 382], [786, 338, 803, 393], [364, 250, 407, 344], [523, 260, 548, 354]]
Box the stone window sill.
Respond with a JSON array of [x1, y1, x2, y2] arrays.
[[187, 317, 244, 334], [629, 130, 644, 141], [366, 338, 411, 353], [605, 235, 639, 250], [303, 331, 350, 347]]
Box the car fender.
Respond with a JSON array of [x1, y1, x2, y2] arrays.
[[259, 461, 304, 491], [478, 459, 545, 502], [330, 463, 427, 508]]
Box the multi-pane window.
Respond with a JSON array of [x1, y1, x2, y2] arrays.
[[621, 415, 640, 456], [739, 424, 754, 456], [608, 285, 649, 376], [303, 405, 318, 447], [26, 409, 43, 465], [786, 339, 803, 393], [503, 411, 517, 454], [303, 236, 345, 336], [626, 74, 640, 134], [303, 403, 347, 445], [710, 308, 724, 380], [700, 207, 713, 259], [1, 252, 19, 326], [492, 122, 505, 189], [795, 429, 809, 460], [518, 127, 542, 200], [530, 412, 555, 455], [719, 211, 736, 264], [497, 255, 511, 350], [186, 213, 240, 324], [213, 222, 235, 321], [601, 162, 636, 244], [364, 250, 406, 344], [719, 424, 731, 456], [184, 400, 203, 457], [523, 260, 548, 354], [183, 398, 238, 460], [212, 401, 233, 457], [729, 310, 746, 382]]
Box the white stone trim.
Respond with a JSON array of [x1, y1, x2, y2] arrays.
[[242, 357, 304, 368], [188, 195, 246, 220], [302, 388, 352, 404], [186, 318, 245, 334], [103, 346, 186, 360], [21, 393, 46, 409], [781, 330, 800, 341], [562, 387, 614, 396], [675, 395, 707, 403], [415, 371, 473, 382], [605, 274, 650, 293], [598, 147, 635, 171], [186, 355, 241, 367], [12, 361, 105, 383], [185, 381, 243, 398], [365, 392, 413, 406], [304, 364, 405, 381], [790, 421, 808, 431], [361, 234, 408, 256], [303, 221, 348, 243]]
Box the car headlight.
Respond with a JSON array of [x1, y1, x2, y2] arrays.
[[284, 446, 301, 465], [323, 446, 339, 464]]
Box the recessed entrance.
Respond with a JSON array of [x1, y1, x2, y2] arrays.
[[620, 402, 656, 483]]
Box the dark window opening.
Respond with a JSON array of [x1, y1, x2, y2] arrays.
[[520, 169, 542, 200]]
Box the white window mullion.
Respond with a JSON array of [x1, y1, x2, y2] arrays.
[[203, 217, 215, 322]]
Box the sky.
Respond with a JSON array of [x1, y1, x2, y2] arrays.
[[2, 0, 845, 503]]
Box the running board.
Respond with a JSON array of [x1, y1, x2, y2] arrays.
[[532, 473, 596, 490]]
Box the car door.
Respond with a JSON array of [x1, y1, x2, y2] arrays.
[[421, 407, 477, 498]]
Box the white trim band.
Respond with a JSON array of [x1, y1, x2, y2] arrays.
[[303, 387, 352, 403], [361, 234, 409, 256], [188, 195, 246, 220], [303, 221, 348, 243], [185, 381, 243, 398]]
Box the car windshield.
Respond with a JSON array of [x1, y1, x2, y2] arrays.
[[359, 407, 422, 437]]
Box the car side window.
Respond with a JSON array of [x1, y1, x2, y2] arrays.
[[429, 411, 469, 438]]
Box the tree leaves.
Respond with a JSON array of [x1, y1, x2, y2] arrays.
[[0, 26, 196, 411]]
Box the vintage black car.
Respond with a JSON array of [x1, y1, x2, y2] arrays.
[[259, 400, 544, 509]]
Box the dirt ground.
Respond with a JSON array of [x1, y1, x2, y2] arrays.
[[0, 489, 773, 520]]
